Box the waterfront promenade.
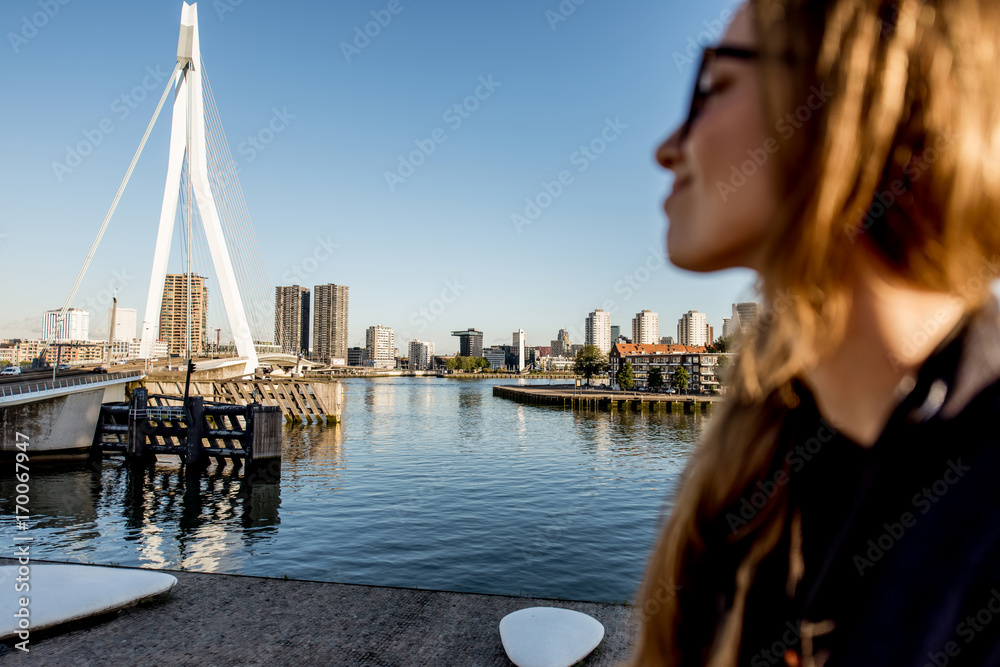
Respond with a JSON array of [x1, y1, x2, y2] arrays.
[[0, 559, 637, 666], [493, 384, 721, 412]]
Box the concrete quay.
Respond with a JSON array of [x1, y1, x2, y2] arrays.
[[493, 384, 719, 413], [0, 559, 638, 666]]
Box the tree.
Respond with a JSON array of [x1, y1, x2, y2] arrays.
[[574, 345, 609, 386], [705, 335, 733, 354], [715, 355, 731, 383], [616, 360, 635, 390], [648, 366, 664, 389], [671, 366, 690, 394]]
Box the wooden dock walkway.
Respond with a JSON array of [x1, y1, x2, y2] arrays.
[[493, 384, 719, 413], [143, 379, 342, 423]]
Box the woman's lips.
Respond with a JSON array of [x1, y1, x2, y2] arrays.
[[665, 176, 692, 207]]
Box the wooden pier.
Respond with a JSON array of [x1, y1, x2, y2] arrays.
[[143, 378, 342, 423], [492, 384, 718, 413], [92, 387, 283, 470]]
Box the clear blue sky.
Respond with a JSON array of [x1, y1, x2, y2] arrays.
[[0, 0, 759, 353]]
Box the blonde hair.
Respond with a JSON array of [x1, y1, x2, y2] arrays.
[[632, 0, 1000, 664]]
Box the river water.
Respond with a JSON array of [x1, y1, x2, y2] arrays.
[[0, 377, 708, 603]]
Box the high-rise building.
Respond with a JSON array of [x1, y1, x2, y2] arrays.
[[631, 310, 659, 345], [274, 285, 310, 355], [513, 329, 526, 371], [451, 328, 484, 357], [107, 306, 136, 343], [610, 325, 620, 341], [585, 309, 612, 354], [313, 284, 349, 364], [550, 329, 571, 357], [676, 310, 709, 347], [348, 346, 366, 367], [366, 325, 395, 368], [159, 273, 208, 356], [660, 336, 675, 345], [409, 340, 435, 370], [42, 308, 89, 342], [732, 302, 760, 335], [722, 317, 733, 339]]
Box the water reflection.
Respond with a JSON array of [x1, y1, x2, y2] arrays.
[[1, 379, 712, 601]]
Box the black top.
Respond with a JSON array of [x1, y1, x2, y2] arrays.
[[736, 298, 1000, 667]]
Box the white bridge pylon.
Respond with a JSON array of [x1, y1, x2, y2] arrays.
[[139, 2, 258, 376]]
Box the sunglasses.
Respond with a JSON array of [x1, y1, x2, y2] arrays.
[[680, 46, 760, 141]]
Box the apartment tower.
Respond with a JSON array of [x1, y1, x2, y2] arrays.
[[159, 273, 208, 356], [313, 284, 349, 364], [275, 285, 311, 355]]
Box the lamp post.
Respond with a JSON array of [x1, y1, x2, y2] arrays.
[[144, 327, 150, 373]]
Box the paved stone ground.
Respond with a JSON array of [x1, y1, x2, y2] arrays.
[[0, 560, 638, 666]]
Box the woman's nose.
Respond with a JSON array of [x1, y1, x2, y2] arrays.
[[656, 126, 683, 170]]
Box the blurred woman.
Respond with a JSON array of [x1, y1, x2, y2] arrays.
[[636, 1, 1000, 664]]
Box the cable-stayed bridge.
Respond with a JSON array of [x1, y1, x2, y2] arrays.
[[50, 1, 273, 378], [2, 3, 281, 457]]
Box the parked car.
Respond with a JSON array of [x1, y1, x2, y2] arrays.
[[56, 364, 71, 371], [91, 366, 107, 374], [1, 366, 21, 376]]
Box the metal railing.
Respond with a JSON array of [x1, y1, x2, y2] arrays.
[[0, 371, 143, 399]]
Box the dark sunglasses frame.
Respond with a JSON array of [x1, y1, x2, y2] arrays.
[[680, 46, 760, 141]]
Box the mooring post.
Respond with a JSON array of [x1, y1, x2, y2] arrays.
[[244, 401, 256, 465], [128, 387, 149, 463], [185, 396, 206, 468]]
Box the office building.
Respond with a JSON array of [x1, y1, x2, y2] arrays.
[[366, 325, 395, 369], [409, 340, 435, 370], [275, 285, 311, 355], [348, 346, 366, 367], [585, 309, 612, 354], [722, 317, 733, 339], [632, 310, 659, 345], [513, 329, 526, 371], [42, 308, 89, 342], [484, 346, 506, 370], [610, 325, 620, 341], [676, 310, 709, 347], [314, 284, 349, 364], [108, 306, 136, 343], [732, 302, 760, 335], [451, 328, 484, 358], [550, 329, 571, 357], [159, 273, 207, 356]]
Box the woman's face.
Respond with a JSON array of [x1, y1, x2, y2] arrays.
[[657, 7, 777, 273]]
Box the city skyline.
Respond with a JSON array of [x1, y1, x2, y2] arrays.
[[0, 0, 779, 355]]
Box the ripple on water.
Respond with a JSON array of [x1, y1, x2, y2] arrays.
[[0, 378, 705, 601]]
